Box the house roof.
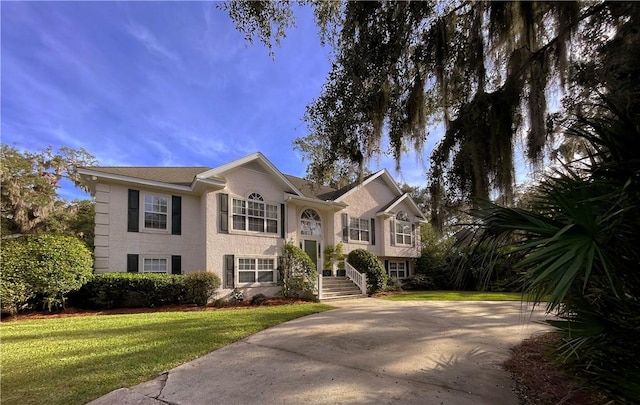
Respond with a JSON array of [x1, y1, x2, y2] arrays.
[[84, 166, 212, 186], [377, 193, 427, 221], [283, 175, 338, 200], [80, 153, 426, 218], [198, 152, 303, 197], [333, 169, 403, 202]]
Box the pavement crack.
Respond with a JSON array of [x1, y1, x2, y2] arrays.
[[153, 372, 169, 399]]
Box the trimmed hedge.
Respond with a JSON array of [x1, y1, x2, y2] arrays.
[[69, 272, 221, 309], [184, 272, 221, 306], [346, 249, 388, 294], [1, 234, 93, 313]]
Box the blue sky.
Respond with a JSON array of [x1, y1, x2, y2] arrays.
[[1, 2, 433, 200]]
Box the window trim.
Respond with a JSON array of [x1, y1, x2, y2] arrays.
[[141, 192, 171, 233], [395, 219, 412, 246], [230, 193, 280, 236], [236, 256, 278, 286], [349, 217, 371, 243], [141, 255, 171, 274], [388, 261, 407, 279], [300, 208, 322, 238]]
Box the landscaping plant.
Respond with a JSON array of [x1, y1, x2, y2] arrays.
[[467, 95, 640, 402], [184, 271, 221, 306], [279, 243, 317, 298], [346, 249, 387, 294], [0, 234, 93, 312]]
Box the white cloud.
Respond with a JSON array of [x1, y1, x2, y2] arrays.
[[127, 21, 178, 61]]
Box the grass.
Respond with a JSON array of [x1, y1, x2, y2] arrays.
[[379, 290, 542, 301], [0, 304, 332, 405]]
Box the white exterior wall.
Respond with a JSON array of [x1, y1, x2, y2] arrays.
[[95, 182, 206, 273], [383, 200, 421, 259], [337, 179, 397, 257], [205, 166, 286, 296]]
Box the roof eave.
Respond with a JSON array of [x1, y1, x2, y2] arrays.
[[285, 194, 348, 211], [78, 168, 225, 195]]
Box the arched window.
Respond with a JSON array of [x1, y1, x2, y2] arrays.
[[300, 209, 322, 237], [396, 210, 408, 221]]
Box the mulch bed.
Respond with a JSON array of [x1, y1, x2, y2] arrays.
[[0, 297, 309, 322], [504, 332, 609, 405]]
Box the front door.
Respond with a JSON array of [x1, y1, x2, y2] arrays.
[[303, 240, 318, 272]]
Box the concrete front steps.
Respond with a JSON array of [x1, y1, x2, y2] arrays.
[[321, 276, 366, 301]]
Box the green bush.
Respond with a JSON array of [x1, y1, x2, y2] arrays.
[[401, 274, 436, 290], [184, 271, 221, 306], [346, 249, 388, 294], [280, 243, 317, 298], [250, 293, 269, 306], [1, 234, 93, 312], [69, 272, 188, 309]]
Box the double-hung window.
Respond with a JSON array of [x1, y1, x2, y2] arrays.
[[143, 194, 168, 230], [349, 217, 370, 242], [388, 261, 407, 278], [232, 193, 278, 234], [395, 210, 412, 245], [238, 257, 276, 284], [143, 257, 169, 273]]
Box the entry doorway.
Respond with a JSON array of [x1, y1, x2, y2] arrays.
[[303, 240, 318, 273]]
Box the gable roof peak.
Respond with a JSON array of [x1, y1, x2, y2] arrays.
[[199, 152, 304, 197]]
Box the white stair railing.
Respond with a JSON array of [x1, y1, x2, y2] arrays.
[[344, 260, 367, 296], [317, 272, 323, 300]]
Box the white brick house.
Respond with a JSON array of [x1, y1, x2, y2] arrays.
[[79, 152, 426, 297]]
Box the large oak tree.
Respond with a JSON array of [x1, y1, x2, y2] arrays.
[[223, 0, 639, 228]]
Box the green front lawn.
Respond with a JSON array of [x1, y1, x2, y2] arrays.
[[379, 290, 539, 301], [0, 304, 332, 405]]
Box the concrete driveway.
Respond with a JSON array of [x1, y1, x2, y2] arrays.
[[89, 298, 552, 405]]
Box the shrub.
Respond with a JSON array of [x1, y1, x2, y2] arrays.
[[346, 249, 388, 294], [250, 293, 268, 306], [69, 272, 187, 309], [229, 288, 245, 303], [280, 243, 317, 298], [184, 271, 221, 306], [401, 274, 436, 290], [1, 234, 93, 312]]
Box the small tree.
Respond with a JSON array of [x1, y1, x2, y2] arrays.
[[346, 249, 388, 294], [1, 234, 93, 312], [0, 145, 96, 234], [280, 243, 317, 298]]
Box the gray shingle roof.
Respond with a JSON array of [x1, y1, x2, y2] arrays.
[[87, 167, 211, 186], [283, 174, 337, 199]]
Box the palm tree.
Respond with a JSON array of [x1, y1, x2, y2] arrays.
[[466, 95, 640, 402]]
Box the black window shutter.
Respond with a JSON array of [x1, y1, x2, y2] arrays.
[[370, 218, 376, 245], [411, 224, 416, 247], [171, 255, 182, 274], [128, 189, 139, 232], [342, 213, 349, 242], [219, 194, 228, 233], [172, 196, 182, 235], [224, 254, 235, 288], [384, 260, 389, 275], [127, 254, 139, 273], [405, 260, 410, 277], [277, 256, 284, 282], [390, 220, 396, 246], [280, 204, 285, 238]]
